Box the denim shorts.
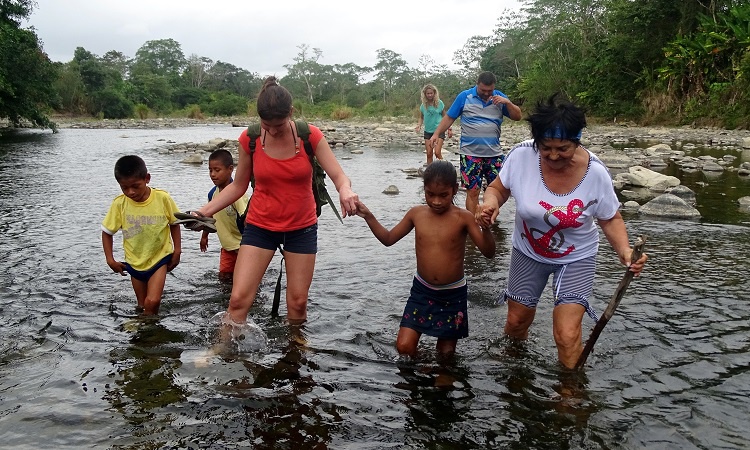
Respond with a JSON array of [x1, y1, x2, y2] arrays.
[[241, 223, 318, 254], [124, 254, 172, 283]]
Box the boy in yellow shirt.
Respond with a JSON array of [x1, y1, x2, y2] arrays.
[[101, 155, 181, 314], [200, 149, 249, 282]]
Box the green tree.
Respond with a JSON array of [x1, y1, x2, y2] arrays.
[[328, 62, 371, 105], [185, 54, 213, 88], [53, 62, 86, 114], [131, 38, 186, 80], [101, 50, 131, 79], [0, 0, 58, 130], [91, 88, 134, 119], [205, 61, 260, 98], [129, 73, 172, 112], [284, 44, 324, 104], [454, 35, 497, 79], [373, 48, 410, 104]]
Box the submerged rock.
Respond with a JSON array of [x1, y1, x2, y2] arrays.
[[638, 193, 701, 219]]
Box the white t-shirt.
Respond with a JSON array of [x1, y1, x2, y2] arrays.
[[499, 140, 621, 264]]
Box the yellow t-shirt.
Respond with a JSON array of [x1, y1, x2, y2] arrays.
[[102, 188, 179, 271], [210, 187, 249, 251]]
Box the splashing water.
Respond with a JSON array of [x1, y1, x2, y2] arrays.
[[209, 311, 269, 353]]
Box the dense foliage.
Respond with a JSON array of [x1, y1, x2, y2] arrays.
[[0, 0, 58, 130], [1, 0, 748, 129]]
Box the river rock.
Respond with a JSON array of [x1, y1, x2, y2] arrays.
[[742, 137, 750, 149], [180, 153, 203, 164], [615, 166, 680, 189], [701, 161, 725, 172], [638, 193, 701, 219], [666, 185, 697, 206], [644, 143, 672, 156], [597, 153, 636, 169], [208, 138, 227, 148], [382, 185, 400, 195], [738, 196, 750, 211]]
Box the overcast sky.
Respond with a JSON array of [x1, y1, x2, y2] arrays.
[[24, 0, 523, 77]]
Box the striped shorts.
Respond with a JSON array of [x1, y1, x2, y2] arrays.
[[501, 248, 598, 320]]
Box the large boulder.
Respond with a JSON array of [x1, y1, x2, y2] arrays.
[[597, 152, 637, 169], [638, 193, 701, 219], [616, 166, 680, 189], [666, 185, 697, 206]]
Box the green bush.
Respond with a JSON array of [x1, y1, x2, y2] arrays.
[[360, 100, 388, 117], [91, 89, 134, 119], [331, 106, 353, 120], [246, 101, 258, 118], [186, 104, 204, 119], [172, 87, 204, 109], [135, 103, 150, 119], [201, 92, 248, 116]]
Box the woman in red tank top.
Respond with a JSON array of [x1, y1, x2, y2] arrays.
[[197, 76, 359, 326]]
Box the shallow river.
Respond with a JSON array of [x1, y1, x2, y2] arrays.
[[0, 126, 749, 449]]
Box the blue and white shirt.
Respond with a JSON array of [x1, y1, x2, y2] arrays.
[[446, 86, 512, 158]]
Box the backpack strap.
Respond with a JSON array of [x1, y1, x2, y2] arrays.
[[245, 123, 262, 191], [246, 123, 261, 152], [207, 185, 218, 202], [294, 120, 314, 161], [294, 120, 344, 224]]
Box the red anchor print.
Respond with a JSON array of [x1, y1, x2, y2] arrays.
[[522, 199, 597, 258]]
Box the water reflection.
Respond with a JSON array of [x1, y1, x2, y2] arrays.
[[1, 128, 749, 448], [393, 358, 477, 447], [219, 326, 340, 449], [104, 318, 189, 426]]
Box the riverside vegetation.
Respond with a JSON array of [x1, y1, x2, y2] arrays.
[[2, 1, 749, 133]]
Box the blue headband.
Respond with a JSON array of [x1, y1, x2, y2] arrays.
[[542, 125, 582, 141]]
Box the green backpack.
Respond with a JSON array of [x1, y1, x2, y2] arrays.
[[244, 120, 343, 224]]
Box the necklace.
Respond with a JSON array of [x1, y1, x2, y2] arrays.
[[261, 122, 299, 153]]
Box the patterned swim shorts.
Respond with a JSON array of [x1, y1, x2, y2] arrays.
[[459, 154, 504, 190]]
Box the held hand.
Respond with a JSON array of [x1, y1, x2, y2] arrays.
[[200, 236, 208, 252], [475, 204, 498, 228], [354, 200, 371, 218], [338, 186, 359, 218], [447, 129, 453, 139], [107, 259, 127, 276]]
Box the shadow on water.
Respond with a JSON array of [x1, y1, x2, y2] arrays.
[[105, 317, 190, 426]]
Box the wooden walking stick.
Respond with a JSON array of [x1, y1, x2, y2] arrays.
[[574, 235, 647, 370]]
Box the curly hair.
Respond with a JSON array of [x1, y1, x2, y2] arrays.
[[420, 84, 440, 108]]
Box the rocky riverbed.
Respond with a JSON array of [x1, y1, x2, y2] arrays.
[[56, 116, 750, 219], [52, 115, 750, 152]]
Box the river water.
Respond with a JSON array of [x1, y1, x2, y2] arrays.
[[0, 125, 748, 449]]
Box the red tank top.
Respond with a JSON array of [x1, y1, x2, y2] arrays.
[[237, 124, 324, 231]]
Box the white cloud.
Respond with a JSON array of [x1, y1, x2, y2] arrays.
[[25, 0, 523, 76]]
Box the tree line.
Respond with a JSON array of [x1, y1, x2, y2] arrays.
[[2, 0, 748, 131]]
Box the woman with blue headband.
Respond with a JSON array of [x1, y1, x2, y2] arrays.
[[476, 94, 648, 369]]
